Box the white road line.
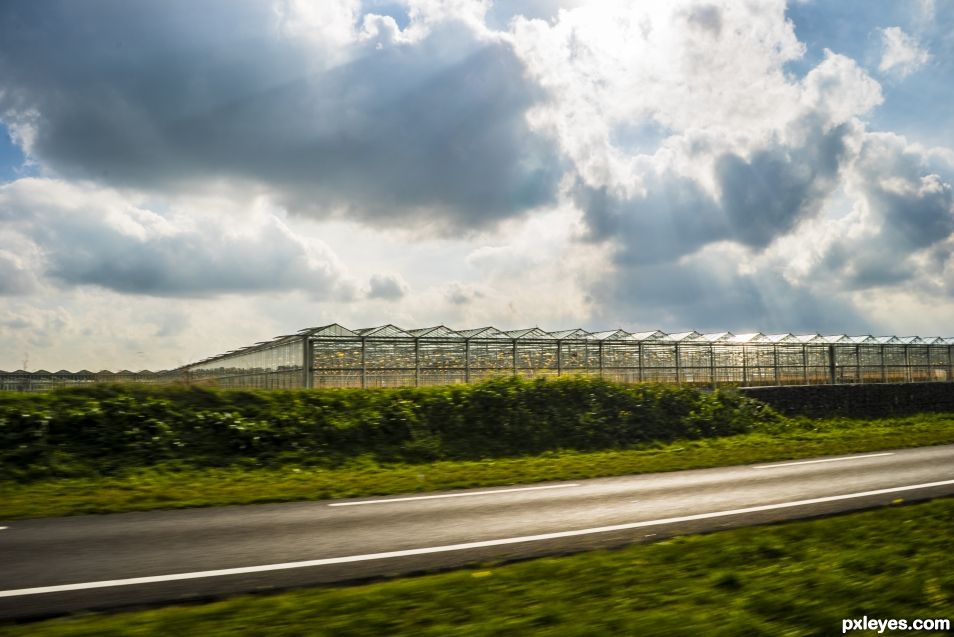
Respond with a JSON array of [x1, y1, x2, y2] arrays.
[[3, 478, 953, 599], [0, 527, 7, 531], [328, 483, 581, 506], [752, 452, 895, 469]]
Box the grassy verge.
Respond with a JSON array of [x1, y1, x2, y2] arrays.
[[2, 413, 953, 519], [4, 497, 952, 636]]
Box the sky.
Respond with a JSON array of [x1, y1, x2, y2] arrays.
[[1, 0, 954, 371]]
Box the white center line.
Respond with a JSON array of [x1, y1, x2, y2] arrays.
[[752, 452, 895, 469], [328, 483, 581, 506], [0, 527, 7, 531], [3, 478, 953, 599]]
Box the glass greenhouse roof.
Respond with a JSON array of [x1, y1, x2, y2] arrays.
[[282, 324, 954, 344], [165, 323, 954, 374]]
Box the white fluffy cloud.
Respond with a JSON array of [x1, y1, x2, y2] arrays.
[[506, 1, 953, 334], [879, 26, 931, 76], [0, 179, 352, 298]]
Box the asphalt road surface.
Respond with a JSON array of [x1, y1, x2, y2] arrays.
[[2, 444, 954, 620]]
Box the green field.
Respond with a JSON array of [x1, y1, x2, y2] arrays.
[[4, 497, 952, 636]]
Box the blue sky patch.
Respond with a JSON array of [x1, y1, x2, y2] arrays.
[[0, 123, 27, 183]]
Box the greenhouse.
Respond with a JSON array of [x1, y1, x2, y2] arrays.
[[173, 324, 954, 390]]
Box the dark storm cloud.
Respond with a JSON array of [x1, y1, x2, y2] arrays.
[[269, 38, 563, 227], [0, 1, 561, 230], [867, 176, 954, 250], [716, 121, 849, 247], [575, 117, 852, 266]]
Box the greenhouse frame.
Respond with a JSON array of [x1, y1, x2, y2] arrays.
[[171, 324, 954, 390]]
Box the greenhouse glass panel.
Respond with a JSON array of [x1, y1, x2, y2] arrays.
[[642, 343, 677, 383], [516, 341, 558, 376], [882, 345, 908, 382], [711, 345, 743, 384], [859, 344, 885, 383], [559, 341, 598, 371], [364, 340, 416, 370], [419, 340, 467, 368], [678, 343, 712, 385], [928, 343, 952, 381], [776, 345, 805, 385], [908, 345, 931, 382], [313, 339, 363, 369], [468, 339, 514, 373], [602, 341, 639, 369], [832, 345, 860, 384]]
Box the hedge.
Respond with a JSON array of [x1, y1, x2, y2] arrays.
[[0, 377, 778, 481]]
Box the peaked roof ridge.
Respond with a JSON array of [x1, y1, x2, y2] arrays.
[[663, 330, 702, 342], [697, 331, 734, 342], [729, 332, 767, 343], [504, 327, 552, 339], [589, 328, 632, 340], [765, 333, 796, 343], [547, 328, 591, 339], [457, 326, 509, 338], [354, 324, 412, 337], [407, 325, 462, 337], [300, 323, 357, 337], [630, 330, 667, 341]]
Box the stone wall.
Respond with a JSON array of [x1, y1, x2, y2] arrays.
[[740, 382, 954, 418]]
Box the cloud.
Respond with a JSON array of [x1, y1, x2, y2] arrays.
[[0, 305, 71, 357], [879, 27, 931, 76], [2, 0, 954, 372], [508, 2, 928, 333], [511, 5, 881, 265], [809, 132, 954, 291], [445, 282, 483, 305], [683, 3, 723, 37], [0, 247, 38, 295], [511, 0, 809, 189], [0, 0, 561, 232], [0, 179, 352, 297], [366, 273, 408, 300], [567, 51, 876, 265], [714, 119, 853, 248], [590, 242, 871, 333]]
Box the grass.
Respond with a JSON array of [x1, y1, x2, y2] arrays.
[[3, 497, 952, 636], [2, 413, 953, 519]]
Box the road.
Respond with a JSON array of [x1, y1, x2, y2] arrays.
[[2, 445, 954, 620]]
